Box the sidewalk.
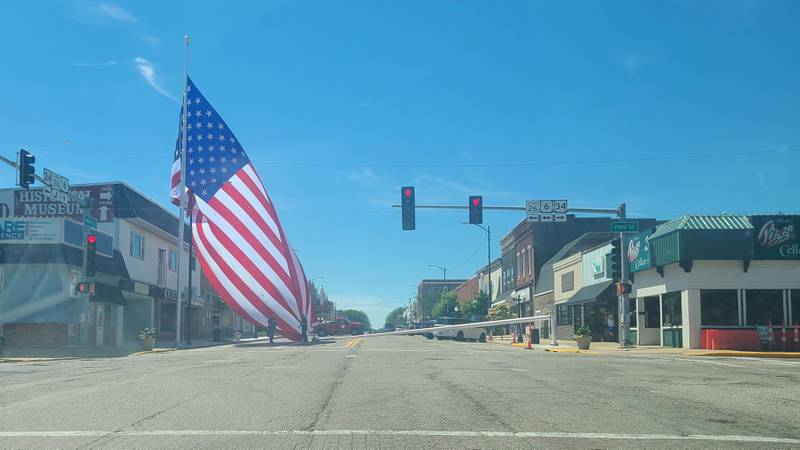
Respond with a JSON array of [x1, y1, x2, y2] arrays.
[[486, 334, 800, 357], [0, 336, 274, 362]]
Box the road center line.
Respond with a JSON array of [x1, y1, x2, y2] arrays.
[[1, 430, 797, 444]]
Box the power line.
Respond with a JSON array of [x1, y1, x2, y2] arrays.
[[2, 139, 798, 169]]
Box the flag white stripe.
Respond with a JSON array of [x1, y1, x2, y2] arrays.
[[289, 246, 308, 316], [195, 195, 291, 276], [198, 215, 300, 329], [242, 164, 271, 205], [195, 217, 300, 330], [192, 220, 272, 328], [195, 195, 300, 318], [228, 173, 281, 240], [217, 182, 282, 252]]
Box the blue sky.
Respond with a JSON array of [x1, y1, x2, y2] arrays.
[[1, 0, 799, 326]]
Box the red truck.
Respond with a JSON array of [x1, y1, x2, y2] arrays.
[[314, 317, 366, 337]]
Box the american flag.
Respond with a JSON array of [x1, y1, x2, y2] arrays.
[[171, 77, 314, 341]]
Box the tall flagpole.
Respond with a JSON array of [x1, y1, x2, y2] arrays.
[[175, 34, 190, 348]]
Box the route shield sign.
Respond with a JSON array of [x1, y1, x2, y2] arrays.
[[526, 200, 568, 223]]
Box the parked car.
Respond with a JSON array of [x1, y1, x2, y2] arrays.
[[383, 323, 396, 332], [432, 317, 487, 342], [420, 320, 437, 339], [314, 317, 365, 337]]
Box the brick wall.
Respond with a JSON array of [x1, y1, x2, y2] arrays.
[[2, 323, 69, 348]]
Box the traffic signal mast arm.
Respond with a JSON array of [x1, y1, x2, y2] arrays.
[[392, 203, 620, 214]]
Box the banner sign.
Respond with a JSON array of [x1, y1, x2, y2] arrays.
[[752, 215, 800, 260], [627, 231, 652, 273], [0, 219, 62, 242]]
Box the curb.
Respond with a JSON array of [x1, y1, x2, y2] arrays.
[[0, 356, 81, 363], [688, 351, 800, 358]]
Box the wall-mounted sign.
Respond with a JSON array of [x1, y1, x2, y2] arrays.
[[752, 215, 800, 260], [8, 184, 115, 223], [627, 231, 652, 273], [0, 219, 62, 242]]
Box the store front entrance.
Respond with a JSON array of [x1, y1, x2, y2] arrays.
[[661, 291, 683, 348], [637, 296, 661, 345]]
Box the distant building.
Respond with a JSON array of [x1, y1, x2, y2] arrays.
[[417, 279, 467, 319], [455, 276, 480, 304]]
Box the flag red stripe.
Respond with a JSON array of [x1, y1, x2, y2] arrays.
[[195, 218, 301, 339], [203, 218, 299, 320], [208, 196, 294, 291], [237, 167, 282, 232], [220, 181, 284, 254]]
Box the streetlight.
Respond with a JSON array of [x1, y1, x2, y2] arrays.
[[462, 222, 492, 316], [511, 292, 524, 342], [427, 264, 447, 280]]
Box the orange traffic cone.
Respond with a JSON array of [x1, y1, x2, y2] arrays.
[[768, 320, 775, 350], [527, 324, 533, 350]]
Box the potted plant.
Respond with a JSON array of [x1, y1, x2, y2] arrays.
[[574, 326, 592, 350], [139, 328, 157, 351]]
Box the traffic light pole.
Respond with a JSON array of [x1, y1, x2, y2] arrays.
[[617, 203, 630, 348]]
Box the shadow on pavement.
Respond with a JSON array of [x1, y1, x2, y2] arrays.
[[233, 339, 336, 348]]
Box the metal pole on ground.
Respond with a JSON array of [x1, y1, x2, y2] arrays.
[[175, 35, 190, 348]]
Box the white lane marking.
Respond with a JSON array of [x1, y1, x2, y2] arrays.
[[1, 430, 797, 444]]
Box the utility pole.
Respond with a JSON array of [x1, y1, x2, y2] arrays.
[[618, 203, 630, 347], [428, 264, 447, 280]]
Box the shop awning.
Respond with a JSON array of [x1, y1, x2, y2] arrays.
[[90, 283, 128, 306], [563, 280, 613, 306]]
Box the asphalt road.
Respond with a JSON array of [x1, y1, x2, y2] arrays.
[[2, 336, 800, 449]]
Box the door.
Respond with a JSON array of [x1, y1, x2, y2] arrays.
[[661, 292, 683, 348], [95, 304, 105, 347], [638, 297, 661, 345]]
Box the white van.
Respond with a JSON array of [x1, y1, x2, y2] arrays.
[[432, 317, 487, 342]]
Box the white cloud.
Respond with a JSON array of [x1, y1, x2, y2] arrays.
[[133, 57, 179, 104], [74, 0, 138, 24], [137, 34, 159, 49], [67, 60, 118, 67]]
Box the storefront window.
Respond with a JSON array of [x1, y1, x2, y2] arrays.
[[701, 290, 739, 326], [746, 289, 784, 326], [793, 290, 800, 325], [644, 296, 659, 328], [661, 292, 682, 327], [628, 298, 637, 328], [557, 303, 572, 325]]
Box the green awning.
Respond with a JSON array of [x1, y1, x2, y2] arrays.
[[562, 280, 613, 306]]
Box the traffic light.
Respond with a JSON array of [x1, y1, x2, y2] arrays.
[[609, 237, 622, 281], [76, 282, 95, 295], [16, 149, 35, 189], [468, 195, 483, 224], [401, 186, 415, 230], [86, 234, 97, 277]]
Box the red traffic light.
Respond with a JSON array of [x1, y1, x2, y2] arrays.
[[87, 235, 97, 244], [404, 188, 412, 197], [472, 197, 480, 206]]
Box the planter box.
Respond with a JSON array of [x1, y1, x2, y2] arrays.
[[140, 337, 156, 351], [575, 336, 592, 350]]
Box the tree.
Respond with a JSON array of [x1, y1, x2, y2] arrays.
[[384, 307, 407, 327], [461, 292, 490, 322], [340, 309, 371, 329], [418, 292, 439, 319], [488, 303, 514, 321], [432, 291, 458, 318]]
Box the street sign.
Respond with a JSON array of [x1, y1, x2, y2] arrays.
[[84, 216, 97, 229], [611, 221, 640, 233], [42, 168, 70, 204], [526, 200, 568, 223]]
